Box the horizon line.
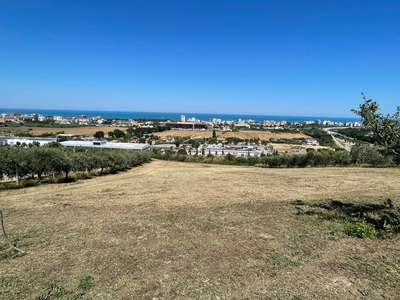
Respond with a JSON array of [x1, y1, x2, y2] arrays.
[[0, 107, 359, 120]]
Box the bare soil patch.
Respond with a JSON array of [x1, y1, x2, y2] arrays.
[[1, 161, 399, 299]]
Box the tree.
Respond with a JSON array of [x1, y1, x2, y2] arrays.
[[176, 148, 188, 156], [46, 141, 62, 148], [94, 131, 105, 139], [352, 93, 400, 156], [113, 129, 125, 138], [126, 126, 136, 136]]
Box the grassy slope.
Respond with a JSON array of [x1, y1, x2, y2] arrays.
[[1, 161, 399, 299]]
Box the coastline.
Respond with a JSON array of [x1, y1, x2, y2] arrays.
[[0, 108, 361, 124]]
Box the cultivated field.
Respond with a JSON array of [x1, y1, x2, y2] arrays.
[[1, 161, 400, 299]]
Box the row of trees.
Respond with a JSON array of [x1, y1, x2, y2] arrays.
[[0, 147, 152, 183], [94, 124, 171, 142], [158, 146, 393, 168]]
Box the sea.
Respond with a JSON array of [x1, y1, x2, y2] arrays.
[[0, 108, 361, 124]]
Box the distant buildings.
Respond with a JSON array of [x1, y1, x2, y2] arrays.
[[165, 121, 211, 130], [0, 111, 362, 130], [0, 136, 57, 147], [304, 139, 319, 146]]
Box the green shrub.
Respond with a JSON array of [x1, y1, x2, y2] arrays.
[[344, 221, 376, 238], [75, 273, 94, 298]]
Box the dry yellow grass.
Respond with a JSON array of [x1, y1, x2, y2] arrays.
[[3, 126, 125, 136], [1, 161, 400, 299], [220, 130, 308, 140], [154, 129, 309, 140], [269, 143, 329, 153]]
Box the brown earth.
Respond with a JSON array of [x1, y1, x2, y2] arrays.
[[1, 161, 399, 299]]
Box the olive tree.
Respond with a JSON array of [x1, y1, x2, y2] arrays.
[[352, 93, 400, 157]]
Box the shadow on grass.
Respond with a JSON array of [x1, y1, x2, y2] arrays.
[[293, 199, 400, 238]]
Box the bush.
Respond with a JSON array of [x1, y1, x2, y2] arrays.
[[77, 273, 94, 292], [344, 221, 376, 238]]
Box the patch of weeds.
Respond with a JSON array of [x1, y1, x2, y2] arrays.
[[34, 273, 94, 300], [75, 273, 94, 298], [344, 220, 376, 238], [35, 283, 71, 300], [297, 199, 400, 238], [270, 250, 291, 266]]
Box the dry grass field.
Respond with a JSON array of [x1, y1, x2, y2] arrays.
[[4, 127, 309, 142], [2, 126, 124, 136], [153, 129, 309, 141], [1, 161, 400, 299], [154, 129, 214, 139], [219, 131, 308, 140], [270, 143, 329, 153]]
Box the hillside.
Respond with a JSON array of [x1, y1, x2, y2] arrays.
[[1, 161, 399, 299]]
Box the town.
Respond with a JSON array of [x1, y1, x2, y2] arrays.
[[0, 111, 363, 157], [0, 111, 362, 128]]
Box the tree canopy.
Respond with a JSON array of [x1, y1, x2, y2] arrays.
[[352, 93, 400, 156]]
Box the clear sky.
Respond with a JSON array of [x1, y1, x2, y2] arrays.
[[1, 0, 399, 117]]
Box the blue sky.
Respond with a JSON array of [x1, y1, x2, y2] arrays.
[[1, 0, 399, 117]]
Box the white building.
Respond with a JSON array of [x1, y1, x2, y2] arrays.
[[0, 136, 57, 146], [60, 140, 151, 151]]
